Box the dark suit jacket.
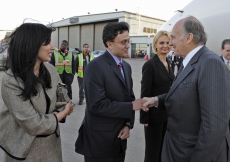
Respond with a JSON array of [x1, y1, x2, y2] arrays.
[[168, 55, 183, 72], [140, 54, 174, 124], [158, 46, 230, 162], [75, 51, 135, 159], [220, 55, 224, 62]]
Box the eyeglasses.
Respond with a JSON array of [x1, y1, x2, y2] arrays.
[[111, 40, 132, 45]]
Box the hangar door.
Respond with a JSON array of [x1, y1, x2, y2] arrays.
[[80, 24, 94, 51], [59, 27, 68, 47], [94, 22, 108, 51], [69, 26, 80, 49]]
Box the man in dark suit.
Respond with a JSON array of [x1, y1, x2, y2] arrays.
[[168, 52, 183, 75], [144, 16, 230, 162], [75, 22, 147, 162], [220, 39, 230, 70]]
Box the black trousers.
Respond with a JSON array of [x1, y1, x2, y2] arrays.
[[84, 152, 125, 162], [77, 77, 85, 101], [144, 121, 167, 162], [59, 71, 74, 99]]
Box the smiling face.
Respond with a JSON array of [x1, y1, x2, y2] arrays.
[[106, 30, 130, 59], [37, 41, 55, 63], [60, 42, 68, 50], [155, 35, 171, 55], [83, 44, 90, 53]]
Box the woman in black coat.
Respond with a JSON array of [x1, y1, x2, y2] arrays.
[[140, 30, 175, 162]]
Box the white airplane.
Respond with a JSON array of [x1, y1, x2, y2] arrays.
[[159, 0, 230, 55]]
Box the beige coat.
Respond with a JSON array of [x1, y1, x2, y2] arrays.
[[0, 63, 68, 161]]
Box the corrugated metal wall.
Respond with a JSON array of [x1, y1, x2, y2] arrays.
[[94, 22, 108, 51], [52, 20, 118, 51], [51, 28, 59, 49], [59, 27, 68, 47], [69, 26, 80, 48], [80, 24, 94, 51]]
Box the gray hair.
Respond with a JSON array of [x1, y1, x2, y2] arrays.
[[180, 16, 207, 45]]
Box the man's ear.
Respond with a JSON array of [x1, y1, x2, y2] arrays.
[[186, 33, 193, 44], [106, 41, 113, 50]]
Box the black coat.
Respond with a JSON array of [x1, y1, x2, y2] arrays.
[[75, 51, 135, 158], [168, 55, 183, 72], [140, 54, 174, 124]]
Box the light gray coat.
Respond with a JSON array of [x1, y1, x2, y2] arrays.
[[158, 46, 230, 162], [0, 63, 67, 161]]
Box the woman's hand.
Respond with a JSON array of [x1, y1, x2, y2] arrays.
[[54, 100, 74, 122], [63, 100, 74, 116]]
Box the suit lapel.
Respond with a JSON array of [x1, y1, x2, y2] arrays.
[[105, 52, 127, 88], [165, 46, 208, 101], [122, 62, 130, 91], [154, 55, 174, 81]]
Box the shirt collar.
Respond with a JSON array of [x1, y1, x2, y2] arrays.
[[106, 49, 123, 65], [182, 45, 203, 68], [222, 55, 229, 64]]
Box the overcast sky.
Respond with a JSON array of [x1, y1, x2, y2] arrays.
[[0, 0, 192, 30]]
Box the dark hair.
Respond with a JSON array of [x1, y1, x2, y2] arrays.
[[62, 40, 68, 45], [102, 22, 130, 48], [5, 23, 54, 100], [83, 43, 89, 47], [181, 16, 207, 45], [221, 39, 230, 49]]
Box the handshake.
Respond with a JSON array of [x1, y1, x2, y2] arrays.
[[132, 97, 159, 112]]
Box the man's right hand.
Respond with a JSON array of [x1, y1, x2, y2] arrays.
[[132, 99, 149, 112], [143, 97, 159, 108]]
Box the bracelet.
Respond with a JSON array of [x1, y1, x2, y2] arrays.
[[124, 124, 131, 129]]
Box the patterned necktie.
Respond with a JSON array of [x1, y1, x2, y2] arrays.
[[118, 62, 124, 79], [227, 61, 230, 70]]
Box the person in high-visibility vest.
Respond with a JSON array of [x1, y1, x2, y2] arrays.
[[76, 43, 94, 105], [49, 40, 76, 99]]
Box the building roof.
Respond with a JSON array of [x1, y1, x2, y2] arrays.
[[48, 11, 166, 27]]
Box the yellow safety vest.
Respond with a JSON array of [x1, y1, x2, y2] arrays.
[[78, 53, 94, 78], [54, 50, 73, 74]]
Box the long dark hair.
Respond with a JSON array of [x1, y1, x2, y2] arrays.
[[5, 23, 54, 100]]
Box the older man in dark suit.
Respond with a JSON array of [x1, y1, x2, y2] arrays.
[[144, 16, 230, 162], [75, 22, 147, 162]]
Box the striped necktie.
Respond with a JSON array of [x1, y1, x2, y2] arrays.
[[227, 61, 230, 70], [118, 62, 124, 79]]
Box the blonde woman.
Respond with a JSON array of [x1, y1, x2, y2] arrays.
[[140, 30, 175, 162]]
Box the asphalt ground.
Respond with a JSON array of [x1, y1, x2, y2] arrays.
[[0, 58, 147, 162]]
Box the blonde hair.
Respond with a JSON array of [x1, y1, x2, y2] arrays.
[[152, 30, 171, 54]]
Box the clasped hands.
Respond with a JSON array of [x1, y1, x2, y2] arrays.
[[132, 97, 158, 112]]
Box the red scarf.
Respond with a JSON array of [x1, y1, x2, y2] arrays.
[[58, 48, 67, 53], [84, 52, 90, 57]]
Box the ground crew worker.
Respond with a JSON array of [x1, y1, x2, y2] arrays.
[[50, 40, 76, 99], [76, 43, 94, 105]]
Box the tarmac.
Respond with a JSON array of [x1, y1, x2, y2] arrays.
[[0, 58, 147, 162]]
